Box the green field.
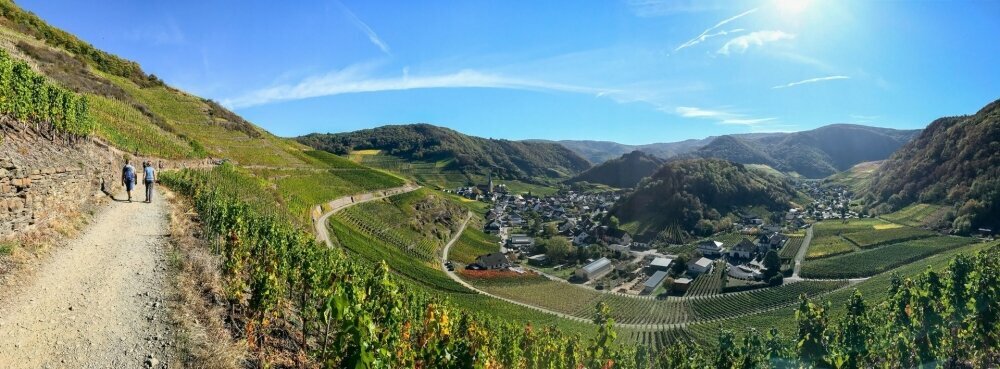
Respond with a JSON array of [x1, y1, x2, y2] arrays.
[[805, 234, 857, 259], [800, 236, 976, 279], [882, 203, 950, 228], [806, 218, 896, 259]]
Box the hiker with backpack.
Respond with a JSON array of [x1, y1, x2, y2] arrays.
[[121, 159, 136, 202]]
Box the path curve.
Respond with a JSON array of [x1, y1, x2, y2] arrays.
[[313, 184, 420, 247], [0, 190, 172, 368]]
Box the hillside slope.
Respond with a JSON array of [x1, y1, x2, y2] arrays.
[[691, 124, 919, 178], [0, 2, 317, 167], [566, 150, 663, 188], [297, 124, 591, 182], [612, 158, 797, 242], [867, 99, 1000, 232]]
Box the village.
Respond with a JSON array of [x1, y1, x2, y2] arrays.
[[452, 179, 803, 298]]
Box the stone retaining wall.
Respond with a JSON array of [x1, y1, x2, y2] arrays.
[[0, 117, 211, 238]]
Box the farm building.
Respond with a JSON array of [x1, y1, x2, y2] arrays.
[[697, 240, 724, 256], [508, 234, 534, 249], [474, 253, 512, 270], [649, 257, 674, 272], [526, 254, 549, 266], [575, 257, 613, 280], [672, 277, 693, 292], [688, 257, 714, 275], [643, 270, 669, 294], [729, 238, 756, 259]]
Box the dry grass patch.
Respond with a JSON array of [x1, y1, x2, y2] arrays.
[[164, 189, 245, 369]]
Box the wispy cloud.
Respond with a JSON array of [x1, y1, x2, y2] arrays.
[[222, 63, 616, 108], [674, 106, 776, 126], [335, 1, 391, 56], [717, 30, 794, 55], [676, 8, 757, 51], [772, 75, 850, 89], [675, 106, 731, 118]]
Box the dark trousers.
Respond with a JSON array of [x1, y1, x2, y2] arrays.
[[145, 181, 154, 202]]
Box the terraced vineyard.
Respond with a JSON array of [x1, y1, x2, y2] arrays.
[[256, 167, 405, 224], [470, 277, 604, 318], [881, 203, 951, 228], [800, 236, 975, 279], [467, 272, 850, 327], [806, 218, 896, 259], [842, 226, 936, 249], [778, 235, 805, 261], [622, 327, 699, 349], [805, 234, 856, 259], [688, 280, 847, 320], [449, 227, 501, 264], [684, 261, 725, 297]]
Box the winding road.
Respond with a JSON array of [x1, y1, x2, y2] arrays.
[[313, 184, 421, 247]]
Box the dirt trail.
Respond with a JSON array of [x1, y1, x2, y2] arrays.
[[0, 190, 172, 368]]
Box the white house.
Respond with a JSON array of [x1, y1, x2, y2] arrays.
[[697, 240, 724, 256], [728, 238, 756, 259], [688, 257, 714, 275]]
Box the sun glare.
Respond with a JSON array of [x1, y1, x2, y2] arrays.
[[773, 0, 812, 18]]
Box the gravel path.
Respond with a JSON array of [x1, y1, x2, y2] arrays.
[[0, 190, 172, 368]]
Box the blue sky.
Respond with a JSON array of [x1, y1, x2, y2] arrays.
[[18, 0, 1000, 144]]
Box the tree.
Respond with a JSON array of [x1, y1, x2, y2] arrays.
[[762, 250, 781, 279], [543, 222, 559, 237], [607, 215, 620, 230], [672, 255, 688, 275], [544, 237, 572, 264]]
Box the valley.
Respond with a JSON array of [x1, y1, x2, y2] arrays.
[[0, 1, 997, 368]]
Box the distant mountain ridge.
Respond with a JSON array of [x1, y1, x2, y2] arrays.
[[297, 124, 591, 182], [566, 150, 664, 188], [543, 124, 920, 178], [867, 99, 1000, 232]]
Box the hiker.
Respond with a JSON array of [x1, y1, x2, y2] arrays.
[[121, 159, 136, 202], [143, 161, 157, 203]]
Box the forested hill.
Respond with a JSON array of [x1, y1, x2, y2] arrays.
[[566, 150, 664, 188], [689, 124, 920, 178], [867, 99, 1000, 233], [297, 124, 592, 181], [539, 138, 710, 164], [612, 158, 797, 242]]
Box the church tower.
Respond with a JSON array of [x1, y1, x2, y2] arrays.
[[488, 169, 494, 194]]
